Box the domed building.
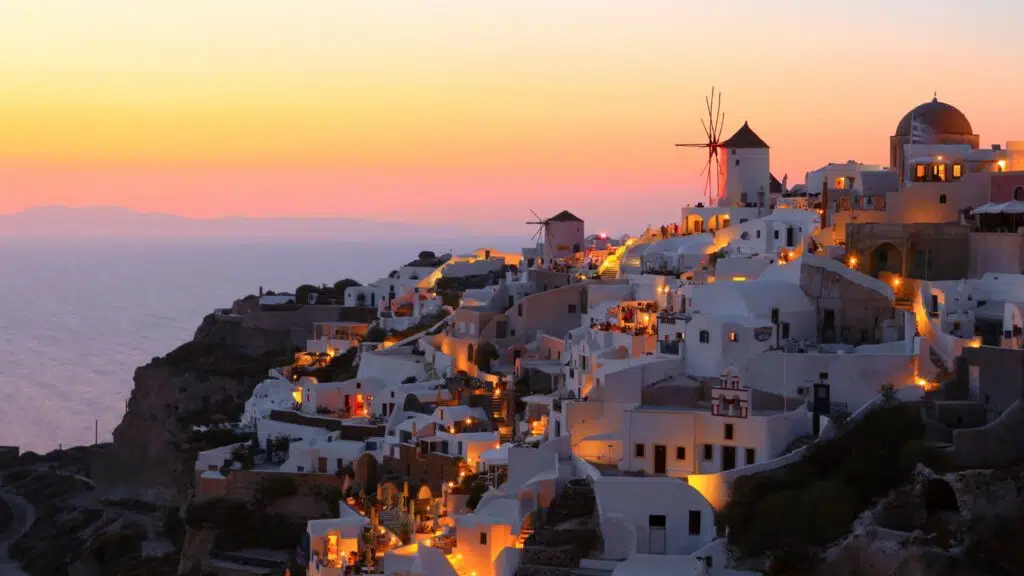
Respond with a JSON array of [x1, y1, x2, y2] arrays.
[[889, 96, 980, 183]]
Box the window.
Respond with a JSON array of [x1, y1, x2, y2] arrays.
[[771, 308, 779, 324], [781, 322, 791, 339], [935, 163, 947, 182], [479, 532, 488, 545], [518, 303, 523, 316], [649, 514, 666, 527], [939, 194, 947, 204], [756, 230, 761, 239], [676, 446, 686, 460], [635, 443, 645, 458], [728, 331, 738, 343], [699, 330, 710, 343], [1015, 186, 1024, 201], [735, 159, 740, 166], [568, 304, 577, 314], [688, 510, 702, 535], [746, 448, 756, 464], [702, 444, 713, 461], [834, 177, 846, 190], [952, 163, 963, 179], [773, 230, 780, 240], [724, 423, 734, 440], [915, 164, 926, 180]]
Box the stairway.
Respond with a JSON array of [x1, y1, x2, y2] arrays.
[[516, 479, 599, 576], [378, 506, 408, 539], [782, 434, 815, 455], [618, 245, 646, 277]]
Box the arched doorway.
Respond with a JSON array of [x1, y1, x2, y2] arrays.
[[870, 242, 903, 277], [354, 452, 378, 495]]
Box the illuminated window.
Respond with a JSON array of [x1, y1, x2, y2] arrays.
[[935, 164, 947, 182], [915, 164, 926, 180], [728, 331, 738, 342], [834, 177, 846, 190], [952, 163, 962, 179]]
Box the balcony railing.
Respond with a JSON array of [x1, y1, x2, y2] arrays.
[[659, 340, 682, 355]]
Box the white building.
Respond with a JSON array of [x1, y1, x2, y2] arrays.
[[718, 122, 771, 209], [593, 476, 716, 557], [542, 210, 585, 261]]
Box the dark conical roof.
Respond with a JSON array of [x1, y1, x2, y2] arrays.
[[721, 122, 769, 149], [548, 210, 583, 222], [894, 97, 973, 137]]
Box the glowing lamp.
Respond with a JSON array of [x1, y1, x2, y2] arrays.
[[997, 160, 1007, 171], [848, 256, 858, 268], [892, 277, 902, 288]]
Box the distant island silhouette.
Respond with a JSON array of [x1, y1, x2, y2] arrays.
[[0, 206, 483, 241]]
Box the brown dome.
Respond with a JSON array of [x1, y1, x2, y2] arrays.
[[895, 97, 974, 137]]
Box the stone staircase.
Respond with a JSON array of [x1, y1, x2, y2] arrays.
[[488, 394, 515, 443], [516, 479, 599, 576], [782, 433, 815, 455], [378, 505, 408, 540]]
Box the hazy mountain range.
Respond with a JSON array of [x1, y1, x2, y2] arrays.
[[0, 206, 508, 243]]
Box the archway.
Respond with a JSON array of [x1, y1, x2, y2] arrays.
[[870, 242, 903, 277], [686, 214, 705, 234], [708, 214, 731, 232], [379, 479, 403, 507], [354, 452, 378, 495], [923, 478, 959, 515]]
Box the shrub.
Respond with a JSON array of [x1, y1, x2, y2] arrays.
[[364, 326, 388, 342], [724, 404, 942, 561], [474, 342, 500, 373]]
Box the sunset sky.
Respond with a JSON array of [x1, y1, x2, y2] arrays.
[[2, 1, 1022, 234]]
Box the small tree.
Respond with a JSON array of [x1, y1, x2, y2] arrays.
[[418, 250, 436, 261], [880, 382, 898, 405], [364, 326, 388, 342], [333, 278, 361, 294], [295, 284, 319, 305], [474, 342, 500, 373]]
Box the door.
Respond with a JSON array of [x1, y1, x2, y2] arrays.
[[722, 446, 736, 471], [653, 445, 667, 474], [648, 515, 666, 554], [318, 457, 327, 473], [823, 309, 836, 343], [786, 226, 795, 247]]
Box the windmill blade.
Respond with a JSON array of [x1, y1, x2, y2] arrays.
[[675, 143, 708, 148], [700, 156, 710, 177], [713, 90, 723, 141], [700, 117, 711, 142], [529, 209, 542, 221]]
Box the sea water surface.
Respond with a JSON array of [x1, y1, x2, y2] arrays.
[[0, 239, 514, 453]]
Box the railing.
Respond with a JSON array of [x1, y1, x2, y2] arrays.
[[658, 340, 682, 355]]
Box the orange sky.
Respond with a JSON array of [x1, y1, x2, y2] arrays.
[[2, 1, 1022, 233]]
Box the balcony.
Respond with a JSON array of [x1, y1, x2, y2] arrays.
[[658, 340, 682, 355]]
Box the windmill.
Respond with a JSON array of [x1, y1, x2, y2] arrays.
[[526, 210, 554, 261], [675, 87, 727, 205]]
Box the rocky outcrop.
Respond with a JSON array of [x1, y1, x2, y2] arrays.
[[818, 465, 1024, 575], [93, 314, 296, 503]]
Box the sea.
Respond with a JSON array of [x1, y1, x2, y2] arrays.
[[0, 238, 518, 454]]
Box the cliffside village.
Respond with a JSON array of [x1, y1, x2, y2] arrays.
[[192, 98, 1024, 576]]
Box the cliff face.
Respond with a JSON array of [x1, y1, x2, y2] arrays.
[[94, 314, 296, 503]]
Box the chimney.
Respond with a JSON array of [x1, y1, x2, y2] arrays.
[[259, 285, 264, 298], [820, 181, 829, 230]]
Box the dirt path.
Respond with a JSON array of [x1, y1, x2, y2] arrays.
[[0, 489, 33, 575]]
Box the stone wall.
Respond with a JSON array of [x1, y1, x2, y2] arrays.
[[380, 443, 460, 497], [220, 469, 347, 503], [953, 399, 1024, 468]]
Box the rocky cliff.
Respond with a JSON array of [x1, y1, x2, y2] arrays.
[[3, 311, 302, 575], [93, 314, 296, 503]]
